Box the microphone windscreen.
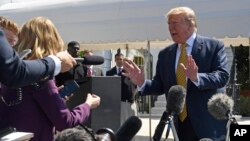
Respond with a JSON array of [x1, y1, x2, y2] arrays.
[[207, 93, 234, 120], [115, 116, 142, 141], [166, 85, 186, 114], [82, 55, 104, 65]]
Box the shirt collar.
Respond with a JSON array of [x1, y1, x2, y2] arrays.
[[179, 32, 196, 47], [116, 66, 123, 71], [186, 32, 196, 47]]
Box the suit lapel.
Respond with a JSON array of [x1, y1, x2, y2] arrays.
[[188, 35, 203, 89], [166, 44, 178, 85], [112, 67, 117, 75], [191, 35, 203, 60]]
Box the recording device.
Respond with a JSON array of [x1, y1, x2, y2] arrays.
[[153, 85, 186, 141], [74, 55, 104, 65], [59, 80, 79, 98], [96, 128, 116, 141], [115, 116, 142, 141], [207, 93, 237, 141], [19, 49, 32, 59]]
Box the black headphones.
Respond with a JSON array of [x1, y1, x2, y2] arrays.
[[81, 125, 116, 141], [96, 128, 116, 141]]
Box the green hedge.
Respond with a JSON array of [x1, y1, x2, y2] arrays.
[[239, 95, 250, 116]]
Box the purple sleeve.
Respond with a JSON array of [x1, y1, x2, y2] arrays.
[[32, 80, 90, 131]]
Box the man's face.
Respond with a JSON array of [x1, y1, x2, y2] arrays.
[[168, 14, 192, 44], [4, 28, 17, 47], [115, 55, 124, 67], [68, 46, 79, 57]]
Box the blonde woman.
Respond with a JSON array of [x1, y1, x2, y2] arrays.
[[0, 17, 100, 141]]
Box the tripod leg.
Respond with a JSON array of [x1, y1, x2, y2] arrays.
[[170, 119, 179, 141]]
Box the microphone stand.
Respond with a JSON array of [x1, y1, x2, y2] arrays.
[[168, 115, 179, 141], [225, 116, 231, 141], [153, 112, 179, 141], [226, 113, 238, 141]]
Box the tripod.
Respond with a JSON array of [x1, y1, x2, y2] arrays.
[[152, 111, 179, 141], [226, 113, 238, 141]]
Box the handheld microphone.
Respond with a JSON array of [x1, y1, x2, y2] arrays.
[[74, 55, 104, 65], [207, 93, 234, 120], [115, 116, 142, 141]]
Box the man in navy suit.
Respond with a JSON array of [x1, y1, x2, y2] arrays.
[[106, 52, 137, 128], [0, 28, 76, 87], [123, 7, 229, 141]]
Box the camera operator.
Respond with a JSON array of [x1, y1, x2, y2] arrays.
[[54, 125, 115, 141], [55, 41, 85, 86]]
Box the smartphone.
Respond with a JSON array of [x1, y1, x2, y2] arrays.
[[59, 80, 79, 98]]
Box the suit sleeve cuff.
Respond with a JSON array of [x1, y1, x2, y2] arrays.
[[48, 55, 61, 76], [191, 74, 200, 86], [137, 80, 146, 93]]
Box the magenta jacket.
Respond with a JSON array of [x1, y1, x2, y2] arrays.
[[0, 80, 90, 141]]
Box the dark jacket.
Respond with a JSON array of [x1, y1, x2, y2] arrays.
[[142, 35, 229, 139], [106, 67, 136, 102], [0, 29, 55, 87]]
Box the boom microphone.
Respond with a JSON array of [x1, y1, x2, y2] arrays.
[[166, 85, 186, 115], [115, 116, 142, 141], [74, 55, 104, 65], [153, 111, 169, 141], [207, 93, 234, 120]]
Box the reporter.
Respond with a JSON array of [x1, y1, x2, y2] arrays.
[[0, 17, 100, 141], [0, 27, 76, 87]]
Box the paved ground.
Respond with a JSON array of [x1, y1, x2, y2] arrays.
[[134, 115, 250, 141]]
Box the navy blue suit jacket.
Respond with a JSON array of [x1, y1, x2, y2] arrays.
[[0, 29, 55, 87], [106, 67, 135, 102], [142, 35, 229, 139]]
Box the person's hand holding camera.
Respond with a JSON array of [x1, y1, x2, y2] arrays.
[[85, 93, 100, 109]]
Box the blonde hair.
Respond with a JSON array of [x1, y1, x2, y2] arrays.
[[0, 16, 19, 35], [166, 7, 197, 31], [15, 17, 64, 59]]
